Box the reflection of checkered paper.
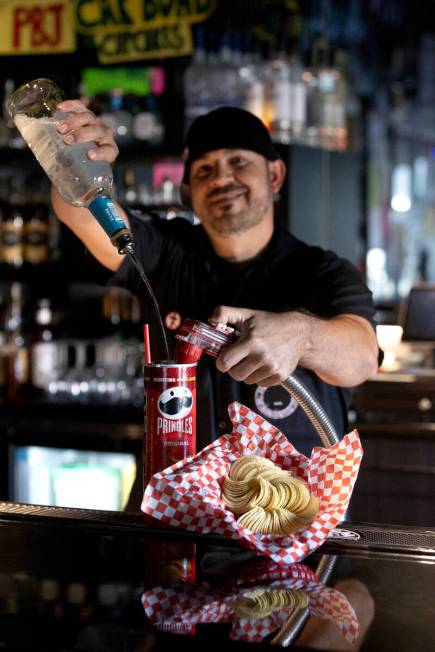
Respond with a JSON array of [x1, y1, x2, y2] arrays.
[[141, 401, 363, 564], [141, 562, 359, 644]]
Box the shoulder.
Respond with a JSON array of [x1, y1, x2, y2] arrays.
[[126, 208, 201, 242], [276, 231, 350, 273]]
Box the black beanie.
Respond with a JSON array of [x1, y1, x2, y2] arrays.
[[182, 107, 279, 185]]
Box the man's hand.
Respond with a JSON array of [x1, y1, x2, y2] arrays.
[[210, 306, 310, 386], [210, 306, 379, 388], [56, 99, 119, 164], [50, 99, 127, 272]]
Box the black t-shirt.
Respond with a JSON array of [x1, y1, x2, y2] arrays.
[[109, 210, 376, 456]]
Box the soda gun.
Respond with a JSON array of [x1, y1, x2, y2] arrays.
[[174, 318, 339, 448]]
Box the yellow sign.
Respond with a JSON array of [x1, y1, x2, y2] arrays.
[[76, 0, 217, 33], [0, 0, 76, 54], [94, 20, 193, 63], [76, 0, 215, 64]]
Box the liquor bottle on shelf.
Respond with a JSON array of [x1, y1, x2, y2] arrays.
[[132, 95, 165, 146], [264, 37, 307, 145], [305, 40, 348, 151], [121, 167, 139, 207], [2, 282, 30, 400], [1, 177, 25, 268], [209, 31, 241, 110], [100, 88, 134, 147], [0, 178, 7, 264], [2, 79, 25, 149], [183, 26, 211, 132], [23, 180, 50, 266], [239, 33, 266, 121], [0, 81, 10, 147]]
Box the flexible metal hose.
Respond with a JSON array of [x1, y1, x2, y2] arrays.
[[271, 555, 337, 646], [269, 374, 340, 645], [281, 375, 340, 447]]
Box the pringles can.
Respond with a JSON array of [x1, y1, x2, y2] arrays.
[[143, 362, 197, 600], [144, 362, 197, 488]]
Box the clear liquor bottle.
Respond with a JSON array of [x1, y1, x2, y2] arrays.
[[5, 78, 135, 255]]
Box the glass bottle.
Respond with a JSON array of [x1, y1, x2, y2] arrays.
[[5, 78, 135, 255]]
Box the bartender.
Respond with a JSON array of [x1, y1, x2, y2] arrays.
[[51, 103, 379, 455]]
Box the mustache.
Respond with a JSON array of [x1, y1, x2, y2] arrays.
[[207, 184, 244, 200], [159, 395, 192, 415]]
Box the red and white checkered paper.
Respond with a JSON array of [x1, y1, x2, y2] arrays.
[[141, 401, 363, 564], [141, 562, 359, 644]]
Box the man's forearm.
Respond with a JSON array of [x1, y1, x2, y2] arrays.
[[298, 312, 379, 387], [212, 306, 379, 388]]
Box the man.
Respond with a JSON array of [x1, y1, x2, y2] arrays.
[[52, 104, 379, 454]]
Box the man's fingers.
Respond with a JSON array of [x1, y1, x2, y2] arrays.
[[209, 305, 255, 327], [216, 340, 252, 373], [87, 143, 119, 163], [254, 374, 284, 387]]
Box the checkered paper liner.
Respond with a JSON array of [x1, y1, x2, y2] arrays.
[[141, 401, 363, 564], [141, 562, 359, 644]]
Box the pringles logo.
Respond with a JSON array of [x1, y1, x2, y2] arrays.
[[157, 386, 193, 435]]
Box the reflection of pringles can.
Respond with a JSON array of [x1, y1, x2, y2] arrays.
[[144, 362, 197, 488]]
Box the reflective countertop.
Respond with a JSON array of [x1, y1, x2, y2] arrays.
[[0, 503, 435, 651]]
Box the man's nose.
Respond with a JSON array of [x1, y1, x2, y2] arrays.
[[210, 163, 234, 185]]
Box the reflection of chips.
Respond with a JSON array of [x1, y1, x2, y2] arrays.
[[222, 455, 319, 535], [229, 588, 309, 619]]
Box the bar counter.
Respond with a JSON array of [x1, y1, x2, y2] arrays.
[[1, 502, 435, 651]]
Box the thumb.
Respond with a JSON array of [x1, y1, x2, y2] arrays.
[[209, 305, 256, 328]]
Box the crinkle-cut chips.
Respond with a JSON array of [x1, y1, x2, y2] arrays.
[[222, 454, 319, 535]]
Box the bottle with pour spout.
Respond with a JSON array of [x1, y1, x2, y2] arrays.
[[5, 78, 136, 256], [6, 78, 170, 360]]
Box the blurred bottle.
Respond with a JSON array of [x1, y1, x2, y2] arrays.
[[1, 177, 25, 268], [305, 40, 348, 151], [265, 40, 307, 145], [183, 27, 212, 131], [318, 64, 347, 150], [121, 167, 139, 207], [211, 32, 242, 109], [100, 88, 133, 147], [0, 177, 7, 264], [0, 81, 10, 147], [239, 33, 265, 121], [132, 94, 164, 146], [24, 194, 50, 265], [3, 282, 30, 400], [3, 79, 25, 149]]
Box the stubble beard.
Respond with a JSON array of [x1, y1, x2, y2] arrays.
[[204, 194, 271, 237]]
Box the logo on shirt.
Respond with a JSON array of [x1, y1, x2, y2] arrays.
[[165, 311, 182, 330], [254, 385, 298, 420]]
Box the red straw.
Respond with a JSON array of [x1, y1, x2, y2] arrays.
[[143, 323, 152, 364]]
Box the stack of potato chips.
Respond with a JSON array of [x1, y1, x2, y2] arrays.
[[229, 587, 309, 619], [222, 455, 319, 535]]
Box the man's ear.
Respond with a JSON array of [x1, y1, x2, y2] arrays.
[[268, 159, 286, 193]]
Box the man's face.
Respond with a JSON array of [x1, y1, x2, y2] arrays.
[[189, 149, 276, 237]]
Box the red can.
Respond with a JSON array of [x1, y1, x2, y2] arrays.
[[144, 362, 197, 488]]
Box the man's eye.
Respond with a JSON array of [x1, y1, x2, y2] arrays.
[[230, 157, 247, 167], [195, 167, 212, 178]]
